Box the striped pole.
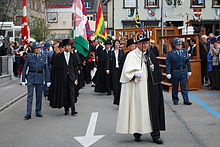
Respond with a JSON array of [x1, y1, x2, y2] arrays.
[[21, 0, 29, 44]]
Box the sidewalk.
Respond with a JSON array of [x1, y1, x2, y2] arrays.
[[0, 78, 27, 112]]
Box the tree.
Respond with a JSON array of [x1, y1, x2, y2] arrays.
[[29, 18, 50, 41]]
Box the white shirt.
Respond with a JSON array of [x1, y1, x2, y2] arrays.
[[64, 51, 70, 65], [114, 50, 119, 68]]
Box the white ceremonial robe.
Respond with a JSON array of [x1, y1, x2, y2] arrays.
[[116, 48, 152, 134]]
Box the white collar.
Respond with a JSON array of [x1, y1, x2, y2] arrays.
[[64, 51, 70, 55]]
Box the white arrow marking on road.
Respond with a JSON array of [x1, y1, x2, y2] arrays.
[[74, 112, 104, 147]]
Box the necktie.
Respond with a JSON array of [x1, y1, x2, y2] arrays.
[[65, 53, 69, 65], [177, 50, 180, 55]]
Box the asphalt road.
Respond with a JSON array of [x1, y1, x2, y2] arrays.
[[0, 84, 220, 147]]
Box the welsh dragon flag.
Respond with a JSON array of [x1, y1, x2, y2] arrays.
[[72, 0, 89, 57]]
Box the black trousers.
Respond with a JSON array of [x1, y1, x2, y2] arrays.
[[112, 68, 121, 105], [106, 73, 112, 94], [63, 76, 76, 112], [211, 66, 220, 89], [201, 60, 208, 85]]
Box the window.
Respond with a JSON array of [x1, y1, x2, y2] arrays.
[[191, 0, 205, 8], [145, 0, 159, 8], [84, 2, 91, 8], [123, 0, 138, 8], [30, 0, 34, 10], [213, 0, 220, 8], [87, 15, 93, 21]]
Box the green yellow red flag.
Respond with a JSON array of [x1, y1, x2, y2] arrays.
[[95, 3, 107, 42]]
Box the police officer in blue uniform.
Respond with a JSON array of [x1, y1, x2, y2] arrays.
[[42, 41, 54, 97], [21, 41, 50, 120], [166, 37, 192, 105]]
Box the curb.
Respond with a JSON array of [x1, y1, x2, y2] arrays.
[[0, 92, 27, 113]]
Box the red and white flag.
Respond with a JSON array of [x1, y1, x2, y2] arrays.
[[73, 0, 87, 39], [21, 0, 29, 44]]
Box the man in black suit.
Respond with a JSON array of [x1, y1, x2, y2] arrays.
[[49, 39, 78, 116]]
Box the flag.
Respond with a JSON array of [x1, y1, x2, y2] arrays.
[[135, 9, 142, 28], [72, 0, 89, 57], [95, 3, 107, 42], [82, 0, 92, 38], [21, 0, 29, 44]]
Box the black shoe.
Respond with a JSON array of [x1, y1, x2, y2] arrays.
[[24, 115, 31, 120], [173, 102, 178, 105], [64, 110, 69, 115], [107, 92, 111, 95], [184, 102, 192, 105], [133, 133, 142, 142], [210, 87, 216, 90], [36, 114, 43, 117], [71, 111, 78, 116], [153, 138, 163, 144]]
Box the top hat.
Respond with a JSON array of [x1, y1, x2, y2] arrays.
[[104, 39, 112, 45], [62, 39, 71, 46], [135, 33, 150, 44], [126, 39, 135, 47], [58, 41, 63, 47]]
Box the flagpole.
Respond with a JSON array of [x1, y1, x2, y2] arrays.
[[73, 0, 76, 39], [161, 0, 164, 36]]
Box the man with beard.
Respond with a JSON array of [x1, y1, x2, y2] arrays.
[[116, 34, 165, 144], [49, 39, 78, 116]]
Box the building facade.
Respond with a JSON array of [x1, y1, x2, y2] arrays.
[[46, 0, 73, 39], [0, 0, 47, 26], [46, 0, 107, 39], [104, 0, 220, 35]]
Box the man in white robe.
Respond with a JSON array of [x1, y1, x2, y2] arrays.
[[116, 36, 152, 140], [116, 36, 164, 144]]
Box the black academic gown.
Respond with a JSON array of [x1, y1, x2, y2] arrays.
[[94, 49, 110, 93], [145, 50, 166, 133], [49, 52, 78, 109]]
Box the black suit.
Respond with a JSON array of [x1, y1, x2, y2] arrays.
[[95, 45, 104, 59], [49, 52, 78, 112], [108, 48, 125, 105]]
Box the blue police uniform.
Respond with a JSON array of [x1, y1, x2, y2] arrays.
[[42, 42, 54, 97], [166, 38, 192, 104], [22, 42, 50, 118]]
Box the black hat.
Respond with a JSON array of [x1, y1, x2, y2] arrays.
[[126, 39, 135, 47], [58, 41, 63, 47], [62, 39, 71, 46], [104, 39, 112, 45], [135, 34, 150, 44]]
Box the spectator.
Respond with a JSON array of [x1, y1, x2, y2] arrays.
[[209, 37, 220, 90], [200, 35, 209, 85], [150, 39, 159, 57], [6, 42, 14, 55], [188, 38, 197, 57]]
